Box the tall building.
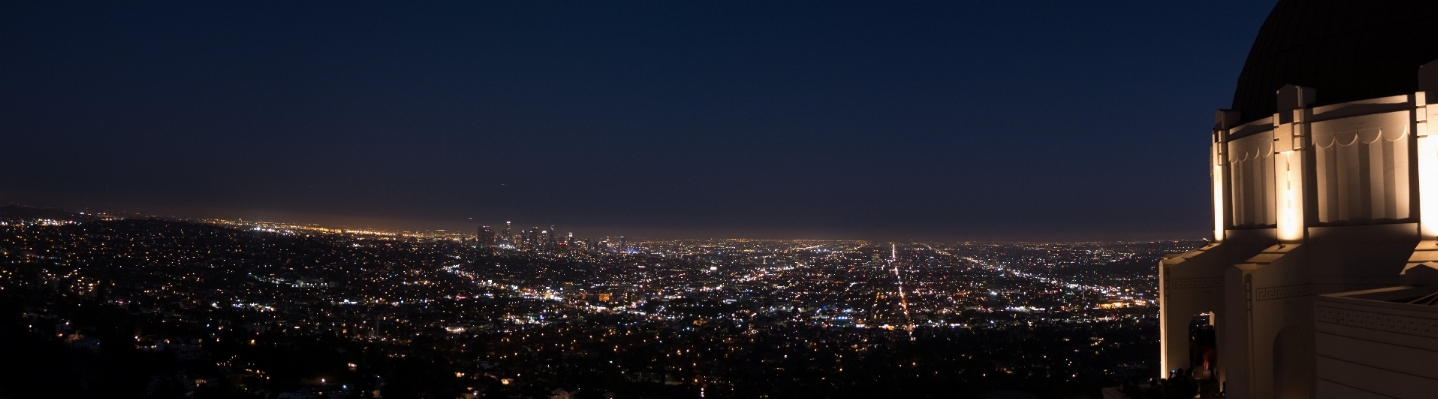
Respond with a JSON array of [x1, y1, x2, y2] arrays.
[[1161, 2, 1438, 398], [477, 226, 495, 250]]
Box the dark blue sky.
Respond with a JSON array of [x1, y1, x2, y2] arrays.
[[1, 1, 1277, 240]]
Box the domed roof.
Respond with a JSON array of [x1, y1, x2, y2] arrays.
[[1231, 0, 1438, 123]]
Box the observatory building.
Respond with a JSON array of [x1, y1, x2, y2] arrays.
[[1159, 1, 1438, 398]]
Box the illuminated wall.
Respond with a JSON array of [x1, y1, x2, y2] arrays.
[[1229, 131, 1277, 227], [1165, 83, 1435, 398], [1311, 110, 1412, 223]]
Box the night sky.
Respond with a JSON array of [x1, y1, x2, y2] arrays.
[[1, 1, 1277, 240]]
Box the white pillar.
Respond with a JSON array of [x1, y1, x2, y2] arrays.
[[1159, 261, 1172, 378], [1418, 92, 1438, 239], [1213, 141, 1227, 241], [1213, 110, 1238, 242], [1418, 61, 1438, 239], [1274, 85, 1314, 242]]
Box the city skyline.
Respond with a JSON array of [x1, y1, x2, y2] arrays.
[[0, 1, 1278, 241], [0, 205, 1190, 397], [1, 203, 1205, 244]]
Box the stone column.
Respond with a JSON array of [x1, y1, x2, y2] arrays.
[[1417, 61, 1438, 239], [1214, 110, 1240, 242], [1273, 85, 1314, 243]]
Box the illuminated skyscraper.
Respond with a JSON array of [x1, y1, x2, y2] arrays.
[[477, 225, 495, 249], [1161, 2, 1438, 398]]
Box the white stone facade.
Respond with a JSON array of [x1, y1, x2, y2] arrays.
[[1159, 61, 1438, 399]]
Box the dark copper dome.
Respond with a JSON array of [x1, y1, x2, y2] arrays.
[[1231, 0, 1438, 123]]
